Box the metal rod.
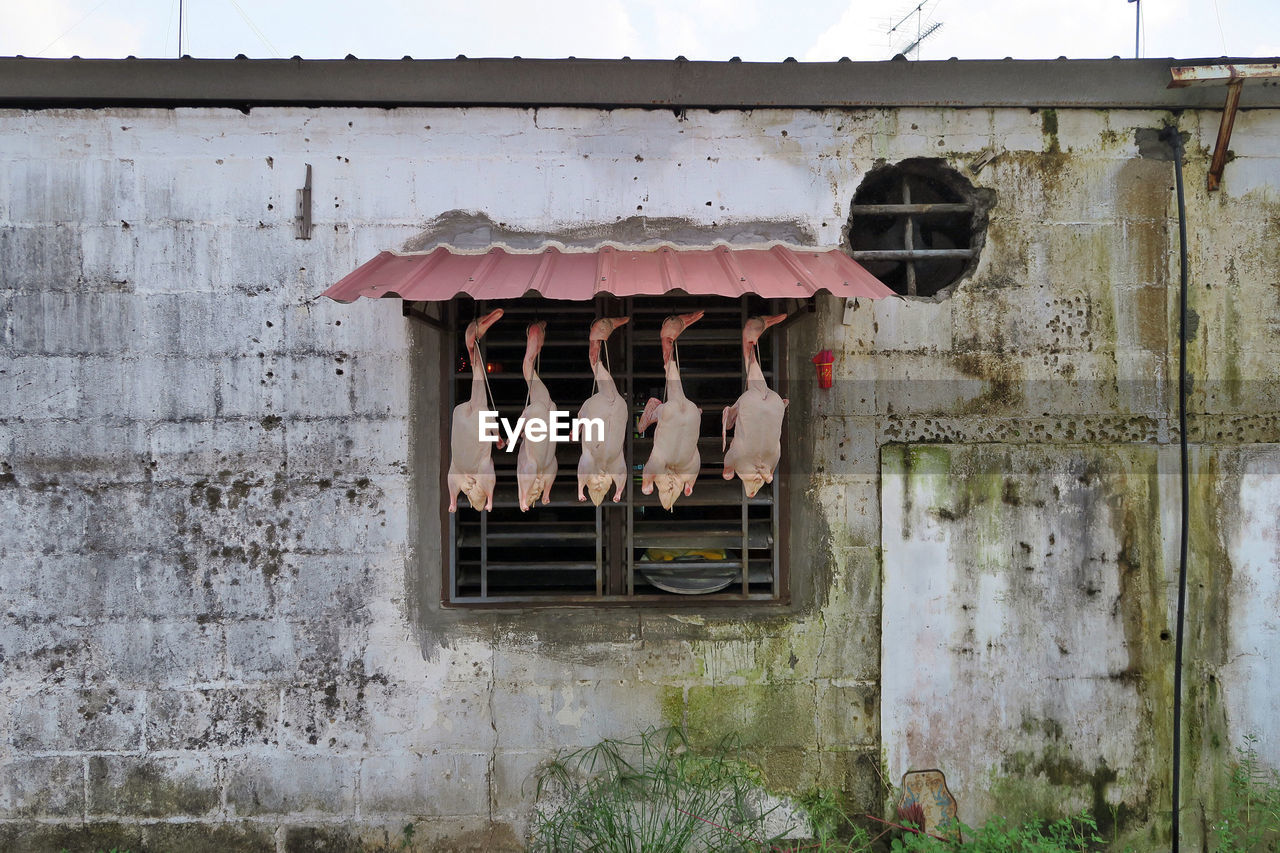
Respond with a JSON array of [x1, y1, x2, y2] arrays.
[[741, 299, 751, 595], [848, 202, 973, 215], [771, 301, 783, 598], [1134, 0, 1140, 59], [449, 592, 780, 606], [459, 529, 598, 543], [445, 300, 459, 601], [479, 497, 488, 599], [481, 370, 761, 380], [1208, 79, 1243, 192], [773, 300, 815, 333], [903, 178, 917, 297], [402, 301, 447, 331], [1169, 62, 1280, 87], [849, 249, 974, 261], [473, 561, 600, 572], [595, 504, 603, 596], [625, 296, 636, 598]]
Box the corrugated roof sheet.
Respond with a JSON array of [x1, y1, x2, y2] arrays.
[[322, 245, 894, 303]]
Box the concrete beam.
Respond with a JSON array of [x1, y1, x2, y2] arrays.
[[3, 56, 1280, 110]]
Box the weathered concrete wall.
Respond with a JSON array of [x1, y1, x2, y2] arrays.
[[0, 101, 1277, 851], [882, 443, 1179, 846], [867, 106, 1280, 849]]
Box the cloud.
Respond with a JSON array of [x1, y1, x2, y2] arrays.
[[3, 0, 1273, 62], [805, 0, 1277, 62], [805, 2, 892, 61], [1, 0, 146, 58], [356, 0, 643, 59]]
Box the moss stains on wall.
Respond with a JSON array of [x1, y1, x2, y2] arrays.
[[882, 444, 1184, 845], [1041, 109, 1061, 154], [1181, 449, 1239, 851]]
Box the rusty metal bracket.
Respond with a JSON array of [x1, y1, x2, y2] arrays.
[[1168, 62, 1280, 192], [295, 163, 312, 239], [773, 299, 815, 332], [402, 299, 446, 331], [1207, 80, 1243, 192]]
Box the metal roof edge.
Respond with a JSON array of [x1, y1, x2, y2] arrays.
[[384, 240, 847, 256], [2, 56, 1280, 110]]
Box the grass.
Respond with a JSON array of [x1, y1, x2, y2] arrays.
[[887, 813, 1102, 852], [528, 726, 827, 852], [528, 728, 1133, 853], [526, 727, 1110, 853], [53, 732, 1280, 853], [1213, 734, 1280, 853]]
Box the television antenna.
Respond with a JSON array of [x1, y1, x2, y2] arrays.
[[902, 22, 943, 59], [887, 0, 944, 59]]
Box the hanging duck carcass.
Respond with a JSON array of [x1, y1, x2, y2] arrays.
[[516, 321, 559, 511], [577, 317, 631, 505], [722, 314, 788, 497], [448, 308, 503, 513], [638, 311, 704, 511]]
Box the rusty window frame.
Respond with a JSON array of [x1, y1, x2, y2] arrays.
[[438, 295, 789, 607]]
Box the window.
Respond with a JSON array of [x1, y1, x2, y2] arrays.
[[846, 158, 991, 298], [440, 295, 788, 605]]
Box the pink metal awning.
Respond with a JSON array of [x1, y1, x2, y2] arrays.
[[322, 245, 894, 303]]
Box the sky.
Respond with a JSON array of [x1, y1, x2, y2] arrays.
[[2, 0, 1278, 63]]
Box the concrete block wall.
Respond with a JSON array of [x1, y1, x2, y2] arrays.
[[0, 101, 1277, 851]]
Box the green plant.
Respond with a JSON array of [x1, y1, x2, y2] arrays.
[[1213, 734, 1280, 853], [888, 812, 1102, 852], [796, 787, 874, 851], [529, 726, 814, 852], [377, 822, 417, 852], [528, 726, 1134, 853]]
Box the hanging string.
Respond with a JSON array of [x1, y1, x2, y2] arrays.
[[468, 303, 499, 416], [479, 337, 498, 414], [527, 308, 540, 411], [522, 321, 544, 412], [752, 337, 767, 398], [664, 336, 681, 403], [590, 319, 615, 399]]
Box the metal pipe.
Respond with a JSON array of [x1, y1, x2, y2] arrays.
[[1128, 0, 1140, 59]]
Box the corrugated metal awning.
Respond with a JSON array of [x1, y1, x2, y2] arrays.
[[321, 244, 894, 303]]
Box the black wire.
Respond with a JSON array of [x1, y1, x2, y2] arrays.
[[1161, 123, 1189, 853]]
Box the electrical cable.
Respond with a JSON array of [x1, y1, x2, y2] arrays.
[[35, 0, 113, 56], [1161, 123, 1190, 853], [1141, 1, 1147, 59], [1213, 0, 1228, 55], [163, 0, 178, 59], [225, 0, 282, 58]]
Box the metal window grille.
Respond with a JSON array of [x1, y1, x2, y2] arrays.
[[847, 166, 977, 298], [441, 295, 787, 605]]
